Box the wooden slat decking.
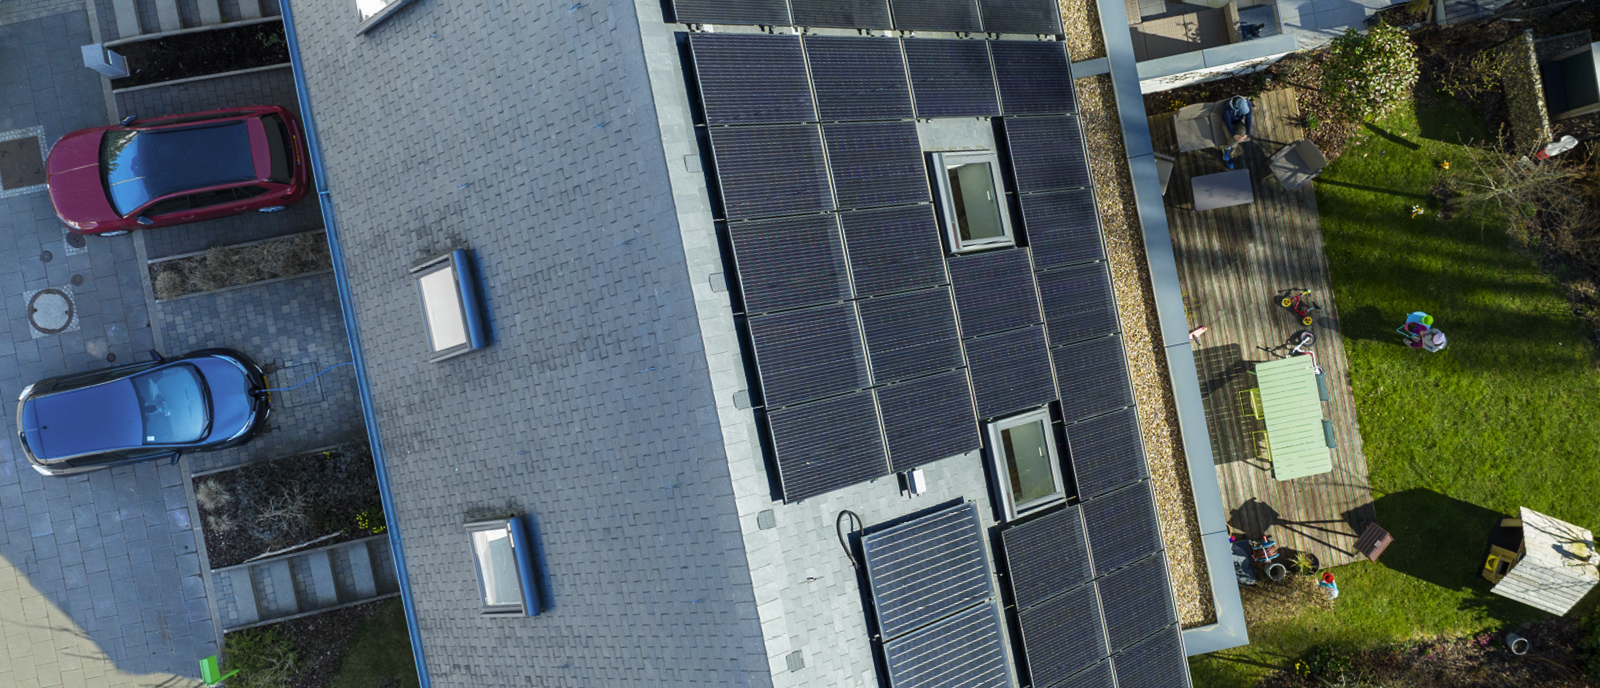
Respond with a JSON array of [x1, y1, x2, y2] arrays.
[[1149, 89, 1376, 567]]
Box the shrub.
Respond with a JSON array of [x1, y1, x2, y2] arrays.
[[206, 513, 237, 534], [223, 626, 299, 688], [1296, 644, 1357, 679], [1585, 612, 1600, 682], [1320, 25, 1419, 121], [195, 478, 233, 512]]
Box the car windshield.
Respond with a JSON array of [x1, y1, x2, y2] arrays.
[[131, 365, 209, 444], [102, 122, 257, 216]]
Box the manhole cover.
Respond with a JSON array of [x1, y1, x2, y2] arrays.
[[39, 250, 51, 263], [28, 288, 73, 334], [66, 233, 86, 249], [71, 274, 83, 286], [106, 353, 116, 362], [0, 136, 44, 190]]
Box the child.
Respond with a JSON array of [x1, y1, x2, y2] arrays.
[[1223, 96, 1254, 169]]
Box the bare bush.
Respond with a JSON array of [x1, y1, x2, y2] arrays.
[[250, 486, 309, 546], [195, 478, 233, 512], [205, 513, 237, 534]]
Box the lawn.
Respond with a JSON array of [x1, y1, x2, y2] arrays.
[[329, 598, 421, 688], [1188, 96, 1600, 686]]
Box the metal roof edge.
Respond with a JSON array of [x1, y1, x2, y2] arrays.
[[275, 1, 431, 684], [1095, 0, 1250, 655]]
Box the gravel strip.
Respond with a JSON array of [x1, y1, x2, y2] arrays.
[[1075, 74, 1215, 628], [1060, 0, 1106, 61]]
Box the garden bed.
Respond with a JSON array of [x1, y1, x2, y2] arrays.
[[1258, 618, 1594, 688], [195, 443, 385, 569], [223, 597, 420, 688], [110, 20, 289, 90], [150, 231, 332, 301]]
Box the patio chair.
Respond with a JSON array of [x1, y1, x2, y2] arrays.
[[1173, 101, 1233, 152], [1268, 139, 1327, 191]]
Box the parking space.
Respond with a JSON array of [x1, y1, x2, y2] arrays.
[[113, 66, 323, 260]]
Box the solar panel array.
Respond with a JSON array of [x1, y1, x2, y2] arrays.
[[999, 489, 1192, 688], [864, 503, 1011, 688], [671, 0, 1061, 33]]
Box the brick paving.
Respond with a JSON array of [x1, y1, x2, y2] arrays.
[[113, 67, 323, 260]]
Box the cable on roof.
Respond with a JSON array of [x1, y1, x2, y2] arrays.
[[836, 510, 864, 572]]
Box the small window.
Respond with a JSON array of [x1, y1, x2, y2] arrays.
[[932, 150, 1014, 253], [986, 408, 1065, 520], [466, 517, 540, 616], [261, 115, 293, 184], [143, 196, 190, 216], [355, 0, 417, 34], [187, 188, 239, 209], [411, 249, 487, 361]]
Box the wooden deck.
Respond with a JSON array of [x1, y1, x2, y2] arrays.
[[1149, 89, 1376, 567]]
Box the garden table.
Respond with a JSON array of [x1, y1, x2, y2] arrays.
[[1255, 357, 1332, 480], [1191, 169, 1253, 210]]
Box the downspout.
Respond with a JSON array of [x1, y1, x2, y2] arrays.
[[273, 2, 431, 685]]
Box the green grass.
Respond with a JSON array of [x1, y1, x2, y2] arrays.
[[1189, 96, 1600, 686], [328, 599, 421, 688]]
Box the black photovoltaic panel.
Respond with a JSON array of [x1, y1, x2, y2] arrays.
[[979, 0, 1065, 34], [1097, 555, 1177, 653], [768, 391, 888, 502], [991, 41, 1076, 115], [825, 121, 930, 210], [1022, 189, 1105, 269], [904, 39, 1000, 118], [1112, 625, 1192, 688], [879, 370, 980, 471], [1067, 407, 1146, 499], [842, 205, 948, 298], [1054, 335, 1134, 423], [966, 326, 1056, 419], [863, 502, 992, 639], [884, 603, 1012, 688], [1036, 262, 1119, 346], [805, 36, 915, 122], [793, 0, 894, 28], [729, 215, 850, 314], [948, 248, 1042, 339], [1055, 661, 1116, 688], [1000, 505, 1093, 609], [1004, 115, 1091, 193], [748, 303, 868, 408], [689, 34, 814, 125], [710, 125, 833, 221], [671, 0, 790, 25], [1081, 482, 1163, 576], [890, 0, 984, 31], [1016, 584, 1108, 687], [860, 288, 963, 383]]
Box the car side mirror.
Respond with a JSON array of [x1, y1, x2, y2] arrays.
[[168, 451, 182, 465], [121, 115, 136, 126], [148, 349, 164, 363], [135, 216, 154, 226]]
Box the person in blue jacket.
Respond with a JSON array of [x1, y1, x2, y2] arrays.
[[1223, 95, 1254, 169]]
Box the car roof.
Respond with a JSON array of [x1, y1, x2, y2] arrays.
[[104, 121, 257, 216], [24, 380, 143, 460]]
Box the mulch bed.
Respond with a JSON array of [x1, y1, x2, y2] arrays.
[[110, 21, 289, 90], [277, 598, 390, 688], [150, 231, 332, 300], [196, 443, 384, 569], [1258, 618, 1597, 688]]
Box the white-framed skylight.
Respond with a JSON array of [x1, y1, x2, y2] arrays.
[[986, 407, 1065, 521], [931, 150, 1015, 254], [465, 517, 540, 616], [411, 249, 486, 362]]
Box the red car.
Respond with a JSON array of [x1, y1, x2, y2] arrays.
[[46, 105, 309, 235]]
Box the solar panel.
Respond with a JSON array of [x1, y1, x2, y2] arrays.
[[965, 326, 1056, 420], [904, 39, 1000, 118], [729, 215, 851, 314], [768, 391, 889, 502], [1003, 115, 1090, 193], [1054, 661, 1116, 688], [671, 0, 791, 25], [991, 41, 1076, 115], [805, 36, 915, 122], [793, 0, 894, 28], [1097, 555, 1177, 653], [889, 0, 984, 31], [1000, 505, 1093, 609], [1081, 482, 1162, 576], [841, 205, 948, 298], [747, 303, 868, 408], [859, 288, 963, 383], [948, 248, 1042, 339], [1112, 625, 1192, 688], [1053, 335, 1133, 423], [1036, 262, 1119, 346], [710, 125, 833, 220], [1022, 188, 1105, 269], [689, 34, 814, 125], [879, 370, 980, 472], [863, 502, 992, 639], [979, 0, 1065, 34], [1067, 408, 1146, 499], [1016, 584, 1108, 687], [825, 121, 930, 210], [883, 602, 1012, 688]]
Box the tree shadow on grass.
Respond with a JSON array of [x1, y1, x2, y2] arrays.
[[1317, 177, 1433, 200], [1363, 121, 1423, 151]]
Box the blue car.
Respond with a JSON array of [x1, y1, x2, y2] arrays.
[[16, 349, 269, 476]]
